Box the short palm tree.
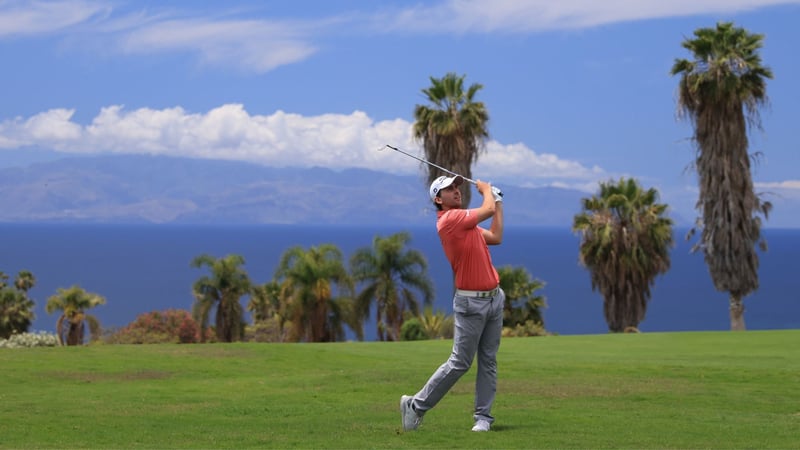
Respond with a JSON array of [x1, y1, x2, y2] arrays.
[[14, 270, 36, 293], [671, 21, 773, 331], [497, 265, 547, 330], [275, 244, 359, 342], [573, 178, 673, 332], [0, 270, 38, 339], [191, 254, 252, 343], [350, 232, 434, 341], [247, 281, 289, 342], [414, 72, 489, 208], [45, 285, 106, 345], [417, 307, 454, 340], [0, 288, 35, 339], [248, 281, 282, 323]]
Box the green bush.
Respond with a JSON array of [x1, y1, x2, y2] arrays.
[[0, 331, 60, 348], [400, 318, 428, 341]]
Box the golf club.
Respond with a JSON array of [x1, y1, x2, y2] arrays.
[[378, 144, 503, 197]]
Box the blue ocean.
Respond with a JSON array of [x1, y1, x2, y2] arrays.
[[2, 224, 798, 339]]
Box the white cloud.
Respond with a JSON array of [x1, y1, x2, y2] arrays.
[[118, 18, 319, 73], [0, 109, 83, 147], [475, 141, 605, 182], [756, 180, 800, 190], [542, 181, 601, 193], [756, 180, 800, 200], [385, 0, 800, 33], [0, 105, 601, 185], [0, 0, 110, 37], [6, 0, 800, 73], [0, 1, 328, 73]]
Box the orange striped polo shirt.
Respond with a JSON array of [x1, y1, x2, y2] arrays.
[[436, 208, 499, 291]]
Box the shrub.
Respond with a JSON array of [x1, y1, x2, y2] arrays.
[[245, 318, 285, 343], [0, 331, 60, 348], [502, 320, 550, 337], [106, 309, 211, 344], [400, 318, 428, 341]]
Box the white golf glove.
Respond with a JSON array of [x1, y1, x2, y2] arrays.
[[491, 186, 503, 202]]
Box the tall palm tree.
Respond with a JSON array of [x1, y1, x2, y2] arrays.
[[497, 265, 547, 330], [45, 285, 106, 345], [0, 288, 35, 339], [573, 178, 674, 333], [671, 22, 773, 331], [191, 254, 252, 343], [414, 72, 489, 208], [350, 232, 434, 341], [275, 244, 359, 342]]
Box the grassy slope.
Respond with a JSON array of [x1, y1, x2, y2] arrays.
[[1, 330, 798, 449]]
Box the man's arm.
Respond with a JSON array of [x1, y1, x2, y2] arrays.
[[471, 180, 503, 245], [472, 180, 496, 224], [482, 200, 503, 245]]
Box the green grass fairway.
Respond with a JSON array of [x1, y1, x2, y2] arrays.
[[1, 330, 798, 449]]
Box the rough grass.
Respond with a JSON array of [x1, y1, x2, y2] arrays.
[[1, 330, 798, 449]]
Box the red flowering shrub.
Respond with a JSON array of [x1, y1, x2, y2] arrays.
[[107, 309, 213, 344]]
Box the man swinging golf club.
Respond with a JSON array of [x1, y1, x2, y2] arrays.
[[400, 173, 505, 433]]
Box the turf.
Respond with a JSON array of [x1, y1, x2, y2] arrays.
[[1, 330, 798, 449]]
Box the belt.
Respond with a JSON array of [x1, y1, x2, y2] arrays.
[[455, 287, 499, 298]]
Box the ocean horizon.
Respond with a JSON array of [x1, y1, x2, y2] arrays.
[[2, 223, 798, 340]]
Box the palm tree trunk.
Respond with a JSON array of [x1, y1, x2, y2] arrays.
[[376, 309, 385, 342], [56, 316, 67, 345], [729, 295, 746, 331], [67, 322, 83, 346]]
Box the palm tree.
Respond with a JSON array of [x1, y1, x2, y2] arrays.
[[497, 265, 547, 331], [671, 22, 773, 331], [191, 254, 252, 343], [0, 288, 35, 339], [14, 270, 36, 293], [247, 281, 289, 341], [414, 72, 489, 208], [45, 285, 106, 345], [573, 178, 674, 333], [350, 232, 434, 341], [248, 281, 282, 323], [0, 270, 38, 339], [275, 244, 359, 342]]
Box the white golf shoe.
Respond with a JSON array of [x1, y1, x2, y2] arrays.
[[471, 419, 491, 432], [400, 395, 422, 431]]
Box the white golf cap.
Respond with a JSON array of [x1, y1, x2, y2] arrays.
[[429, 175, 464, 200]]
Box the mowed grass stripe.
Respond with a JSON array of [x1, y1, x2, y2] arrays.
[[1, 330, 798, 449]]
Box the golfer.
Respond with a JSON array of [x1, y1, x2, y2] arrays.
[[401, 174, 505, 433]]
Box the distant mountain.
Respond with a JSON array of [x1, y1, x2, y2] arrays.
[[0, 154, 692, 227]]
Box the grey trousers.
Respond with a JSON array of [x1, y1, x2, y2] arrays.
[[411, 288, 505, 423]]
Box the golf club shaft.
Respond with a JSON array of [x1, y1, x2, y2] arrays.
[[383, 145, 477, 184]]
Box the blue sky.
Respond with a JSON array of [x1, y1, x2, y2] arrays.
[[1, 0, 798, 226]]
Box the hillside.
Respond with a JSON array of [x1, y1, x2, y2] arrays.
[[0, 154, 606, 227]]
